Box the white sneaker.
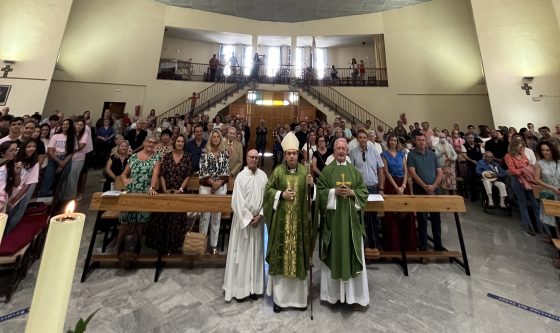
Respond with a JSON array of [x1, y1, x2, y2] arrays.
[[499, 198, 507, 208], [487, 198, 495, 207]]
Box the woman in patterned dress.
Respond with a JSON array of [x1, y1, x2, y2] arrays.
[[199, 128, 230, 254], [146, 134, 192, 254], [434, 132, 458, 194], [118, 134, 161, 264]]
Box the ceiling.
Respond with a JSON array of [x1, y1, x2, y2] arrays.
[[165, 27, 378, 47], [156, 0, 431, 23]]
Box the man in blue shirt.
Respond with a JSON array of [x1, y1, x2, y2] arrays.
[[349, 129, 384, 250], [407, 133, 444, 252], [185, 124, 207, 173]]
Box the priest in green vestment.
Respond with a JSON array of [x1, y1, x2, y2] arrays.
[[316, 138, 370, 307], [264, 132, 315, 313]]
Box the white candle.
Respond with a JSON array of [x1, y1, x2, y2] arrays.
[[0, 213, 7, 246], [25, 201, 85, 333]]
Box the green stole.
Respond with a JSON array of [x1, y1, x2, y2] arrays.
[[317, 162, 368, 281]]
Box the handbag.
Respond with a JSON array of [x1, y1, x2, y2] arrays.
[[182, 213, 207, 255]]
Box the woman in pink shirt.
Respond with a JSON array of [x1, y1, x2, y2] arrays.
[[504, 141, 544, 236], [5, 139, 40, 234]]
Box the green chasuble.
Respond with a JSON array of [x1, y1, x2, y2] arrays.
[[264, 163, 316, 280], [316, 162, 369, 281]]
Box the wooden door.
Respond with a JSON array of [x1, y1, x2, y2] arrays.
[[229, 103, 316, 153], [102, 102, 126, 118]]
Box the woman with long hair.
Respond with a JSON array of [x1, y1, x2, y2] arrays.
[[38, 118, 76, 198], [311, 135, 332, 178], [0, 141, 21, 214], [534, 141, 560, 238], [199, 128, 230, 254], [504, 140, 544, 236], [62, 118, 92, 202], [104, 140, 129, 191], [5, 139, 40, 233], [381, 133, 418, 251], [119, 134, 161, 265], [146, 134, 192, 254], [434, 132, 458, 194]]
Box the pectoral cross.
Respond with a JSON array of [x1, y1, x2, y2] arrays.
[[521, 83, 532, 95], [335, 173, 352, 187], [1, 65, 13, 78]]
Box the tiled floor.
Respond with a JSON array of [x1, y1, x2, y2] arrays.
[[0, 169, 559, 332]]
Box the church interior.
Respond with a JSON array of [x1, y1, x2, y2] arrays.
[[0, 0, 559, 332]]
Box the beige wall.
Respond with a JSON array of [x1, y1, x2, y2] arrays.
[[45, 0, 494, 131], [53, 0, 165, 85], [471, 0, 560, 128], [161, 37, 220, 64], [0, 0, 73, 115]]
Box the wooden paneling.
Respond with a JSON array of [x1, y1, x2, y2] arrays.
[[229, 103, 316, 152]]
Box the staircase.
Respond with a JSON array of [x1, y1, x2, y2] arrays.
[[299, 81, 392, 132], [158, 80, 247, 120]]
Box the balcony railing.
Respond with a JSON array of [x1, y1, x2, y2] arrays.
[[157, 59, 388, 87]]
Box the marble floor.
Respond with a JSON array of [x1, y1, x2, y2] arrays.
[[0, 170, 559, 332]]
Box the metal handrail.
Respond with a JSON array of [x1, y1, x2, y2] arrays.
[[157, 60, 388, 86], [299, 80, 392, 132], [158, 80, 246, 121]]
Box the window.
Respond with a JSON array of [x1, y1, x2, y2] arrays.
[[243, 46, 253, 76], [221, 45, 235, 76], [266, 47, 280, 77], [315, 48, 326, 79]]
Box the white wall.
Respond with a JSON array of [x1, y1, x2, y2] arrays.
[[471, 0, 560, 128], [327, 44, 376, 68], [0, 0, 73, 115]]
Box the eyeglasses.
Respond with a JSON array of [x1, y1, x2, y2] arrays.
[[247, 156, 259, 159]]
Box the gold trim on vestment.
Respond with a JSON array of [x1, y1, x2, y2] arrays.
[[283, 174, 299, 277]]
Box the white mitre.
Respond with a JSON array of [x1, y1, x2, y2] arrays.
[[281, 131, 300, 152]]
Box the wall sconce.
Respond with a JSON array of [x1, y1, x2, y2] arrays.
[[521, 76, 534, 95], [1, 60, 16, 78]]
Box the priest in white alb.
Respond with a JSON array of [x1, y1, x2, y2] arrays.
[[223, 149, 268, 302]]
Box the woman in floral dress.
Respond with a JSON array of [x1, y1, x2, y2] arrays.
[[146, 134, 192, 254], [118, 134, 161, 264]]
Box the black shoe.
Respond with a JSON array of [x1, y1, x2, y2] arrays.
[[249, 293, 259, 301], [295, 306, 307, 311], [434, 246, 445, 251], [273, 303, 283, 313], [234, 297, 246, 303]]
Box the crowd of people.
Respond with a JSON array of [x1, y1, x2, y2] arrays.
[[1, 103, 559, 310]]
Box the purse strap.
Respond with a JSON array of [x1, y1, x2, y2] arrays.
[[188, 213, 201, 233]]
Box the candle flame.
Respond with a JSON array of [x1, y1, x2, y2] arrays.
[[65, 200, 76, 214]]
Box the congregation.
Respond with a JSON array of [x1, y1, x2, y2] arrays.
[[0, 103, 559, 311]]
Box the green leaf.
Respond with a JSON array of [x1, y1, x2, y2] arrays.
[[69, 308, 101, 333]]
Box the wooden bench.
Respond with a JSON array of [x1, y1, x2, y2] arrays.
[[364, 195, 469, 276], [0, 208, 50, 302], [542, 199, 560, 252], [83, 193, 233, 283]]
